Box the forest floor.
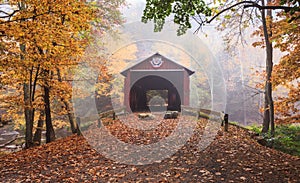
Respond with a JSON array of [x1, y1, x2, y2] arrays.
[[0, 114, 299, 182]]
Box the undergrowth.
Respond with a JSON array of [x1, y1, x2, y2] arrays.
[[247, 124, 300, 157]]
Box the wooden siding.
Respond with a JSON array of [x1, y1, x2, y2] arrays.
[[122, 53, 194, 111]]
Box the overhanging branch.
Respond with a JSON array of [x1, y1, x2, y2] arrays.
[[0, 9, 20, 19], [207, 1, 258, 24], [206, 1, 294, 24], [244, 4, 294, 11], [0, 9, 64, 24]]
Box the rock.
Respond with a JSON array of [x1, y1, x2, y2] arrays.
[[249, 131, 259, 138], [164, 111, 178, 119], [138, 113, 155, 120], [255, 136, 268, 146]]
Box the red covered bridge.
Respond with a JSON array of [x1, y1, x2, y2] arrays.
[[121, 53, 194, 112]]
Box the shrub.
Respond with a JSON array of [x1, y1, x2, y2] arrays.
[[247, 124, 300, 156]]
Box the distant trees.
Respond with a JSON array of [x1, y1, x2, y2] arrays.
[[0, 0, 124, 148], [142, 0, 299, 134]]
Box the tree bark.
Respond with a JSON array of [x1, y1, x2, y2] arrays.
[[56, 68, 78, 134], [19, 2, 35, 149], [262, 93, 270, 133], [33, 111, 44, 146], [261, 0, 275, 135], [63, 100, 78, 134], [24, 82, 34, 148], [44, 70, 55, 143]]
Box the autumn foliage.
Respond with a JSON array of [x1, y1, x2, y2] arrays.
[[253, 5, 300, 124], [271, 12, 300, 124], [0, 0, 124, 147]]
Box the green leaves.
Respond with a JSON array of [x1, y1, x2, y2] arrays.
[[142, 0, 211, 35], [224, 14, 231, 19]]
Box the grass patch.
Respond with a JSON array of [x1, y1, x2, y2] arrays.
[[247, 124, 300, 157], [199, 112, 210, 119], [246, 124, 262, 133], [229, 121, 239, 125]]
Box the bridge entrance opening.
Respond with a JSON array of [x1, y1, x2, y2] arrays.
[[129, 75, 181, 112]]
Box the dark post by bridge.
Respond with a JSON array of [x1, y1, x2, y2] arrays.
[[224, 113, 229, 132]]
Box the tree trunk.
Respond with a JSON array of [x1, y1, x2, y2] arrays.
[[19, 2, 35, 149], [56, 68, 78, 134], [76, 117, 82, 136], [267, 8, 275, 137], [262, 93, 270, 133], [261, 0, 275, 135], [33, 111, 44, 146], [24, 82, 34, 148], [44, 70, 55, 143], [63, 100, 78, 134]]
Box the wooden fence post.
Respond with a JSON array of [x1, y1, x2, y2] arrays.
[[224, 114, 229, 132], [113, 112, 116, 120]]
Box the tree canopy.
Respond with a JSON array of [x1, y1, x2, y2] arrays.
[[142, 0, 212, 35], [142, 0, 299, 35], [0, 0, 124, 147]]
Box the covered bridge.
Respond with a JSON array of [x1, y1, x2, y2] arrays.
[[121, 53, 194, 112]]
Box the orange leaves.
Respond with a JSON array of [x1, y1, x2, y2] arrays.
[[270, 15, 300, 123], [4, 0, 94, 59], [0, 0, 124, 136], [251, 8, 300, 124], [1, 124, 300, 181]]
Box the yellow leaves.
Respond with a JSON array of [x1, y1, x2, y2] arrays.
[[13, 115, 26, 131], [0, 0, 125, 135], [1, 0, 95, 126], [52, 119, 68, 129]]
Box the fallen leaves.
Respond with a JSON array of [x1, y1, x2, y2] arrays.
[[0, 117, 299, 182]]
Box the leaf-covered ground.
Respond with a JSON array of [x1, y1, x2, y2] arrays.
[[0, 115, 299, 182]]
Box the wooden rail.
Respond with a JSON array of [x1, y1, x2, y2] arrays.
[[75, 106, 229, 132], [181, 106, 229, 132], [75, 107, 127, 132]]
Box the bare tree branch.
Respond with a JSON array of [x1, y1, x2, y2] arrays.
[[244, 4, 295, 11], [207, 1, 259, 24], [0, 10, 61, 24], [206, 1, 294, 24], [0, 9, 19, 19]]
